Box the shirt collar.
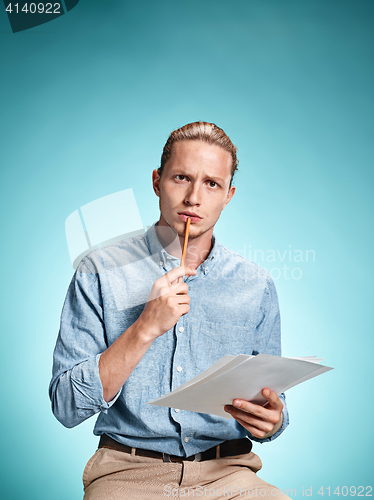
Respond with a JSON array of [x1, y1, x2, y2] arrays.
[[145, 222, 218, 275]]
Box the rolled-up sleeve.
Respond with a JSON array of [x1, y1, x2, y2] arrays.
[[247, 274, 289, 443], [49, 258, 121, 428]]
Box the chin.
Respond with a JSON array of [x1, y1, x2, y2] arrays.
[[184, 223, 211, 239], [160, 214, 184, 236], [188, 228, 207, 240]]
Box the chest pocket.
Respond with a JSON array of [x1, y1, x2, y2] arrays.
[[191, 320, 255, 372]]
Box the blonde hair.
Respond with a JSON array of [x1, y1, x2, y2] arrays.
[[159, 121, 238, 186]]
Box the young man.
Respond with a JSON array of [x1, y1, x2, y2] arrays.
[[49, 122, 289, 499]]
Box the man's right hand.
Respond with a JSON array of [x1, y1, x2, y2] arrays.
[[137, 266, 196, 342], [99, 265, 196, 402]]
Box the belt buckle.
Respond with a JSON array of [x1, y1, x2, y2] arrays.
[[163, 452, 202, 462]]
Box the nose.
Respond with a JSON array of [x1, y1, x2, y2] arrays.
[[184, 182, 201, 206]]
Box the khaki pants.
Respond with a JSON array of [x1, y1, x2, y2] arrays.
[[83, 447, 290, 499]]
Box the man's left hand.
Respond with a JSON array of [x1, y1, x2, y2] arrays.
[[224, 388, 283, 439]]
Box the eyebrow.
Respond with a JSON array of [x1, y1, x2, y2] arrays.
[[205, 175, 225, 184], [172, 169, 226, 184]]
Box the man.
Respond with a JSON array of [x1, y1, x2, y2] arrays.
[[49, 122, 289, 499]]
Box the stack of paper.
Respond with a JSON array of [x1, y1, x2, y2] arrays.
[[148, 354, 333, 419]]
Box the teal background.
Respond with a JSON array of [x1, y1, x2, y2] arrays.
[[0, 1, 373, 498]]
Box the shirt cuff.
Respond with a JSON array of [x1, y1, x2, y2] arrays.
[[70, 353, 122, 416], [96, 353, 122, 412]]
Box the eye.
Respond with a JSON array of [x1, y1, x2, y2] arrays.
[[207, 180, 218, 188], [175, 175, 188, 181]]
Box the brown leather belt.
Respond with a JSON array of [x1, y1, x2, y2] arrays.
[[99, 434, 252, 463]]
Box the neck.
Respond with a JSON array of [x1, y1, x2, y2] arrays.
[[155, 217, 213, 270]]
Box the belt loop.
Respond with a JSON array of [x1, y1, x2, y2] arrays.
[[216, 444, 220, 459], [163, 453, 171, 462], [131, 447, 136, 456]]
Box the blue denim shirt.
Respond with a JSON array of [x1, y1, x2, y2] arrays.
[[49, 223, 289, 456]]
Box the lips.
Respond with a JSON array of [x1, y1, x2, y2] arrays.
[[178, 212, 202, 223]]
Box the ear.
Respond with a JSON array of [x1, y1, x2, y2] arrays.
[[152, 169, 161, 197], [223, 185, 235, 209]]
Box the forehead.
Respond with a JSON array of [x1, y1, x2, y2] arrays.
[[166, 140, 232, 179]]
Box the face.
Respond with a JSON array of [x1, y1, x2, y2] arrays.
[[152, 140, 236, 240]]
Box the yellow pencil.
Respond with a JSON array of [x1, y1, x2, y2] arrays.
[[179, 217, 191, 283]]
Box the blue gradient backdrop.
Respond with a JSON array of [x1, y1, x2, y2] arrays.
[[0, 1, 373, 498]]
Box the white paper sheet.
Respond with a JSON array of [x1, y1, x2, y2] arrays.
[[148, 354, 333, 419]]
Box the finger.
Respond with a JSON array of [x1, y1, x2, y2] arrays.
[[230, 399, 268, 420], [164, 282, 189, 298], [173, 282, 189, 294], [180, 304, 190, 316], [177, 294, 191, 305], [261, 389, 283, 411], [159, 274, 173, 290], [228, 413, 274, 439], [224, 404, 269, 427], [228, 401, 280, 427], [157, 281, 188, 297], [165, 266, 196, 284], [167, 294, 191, 306], [148, 285, 171, 301], [224, 405, 272, 434]]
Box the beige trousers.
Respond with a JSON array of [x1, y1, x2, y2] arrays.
[[83, 447, 291, 500]]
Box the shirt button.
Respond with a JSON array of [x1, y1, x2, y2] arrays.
[[205, 267, 208, 272], [178, 327, 184, 333], [159, 261, 163, 266], [184, 437, 189, 443], [174, 408, 180, 413], [177, 366, 183, 372]]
